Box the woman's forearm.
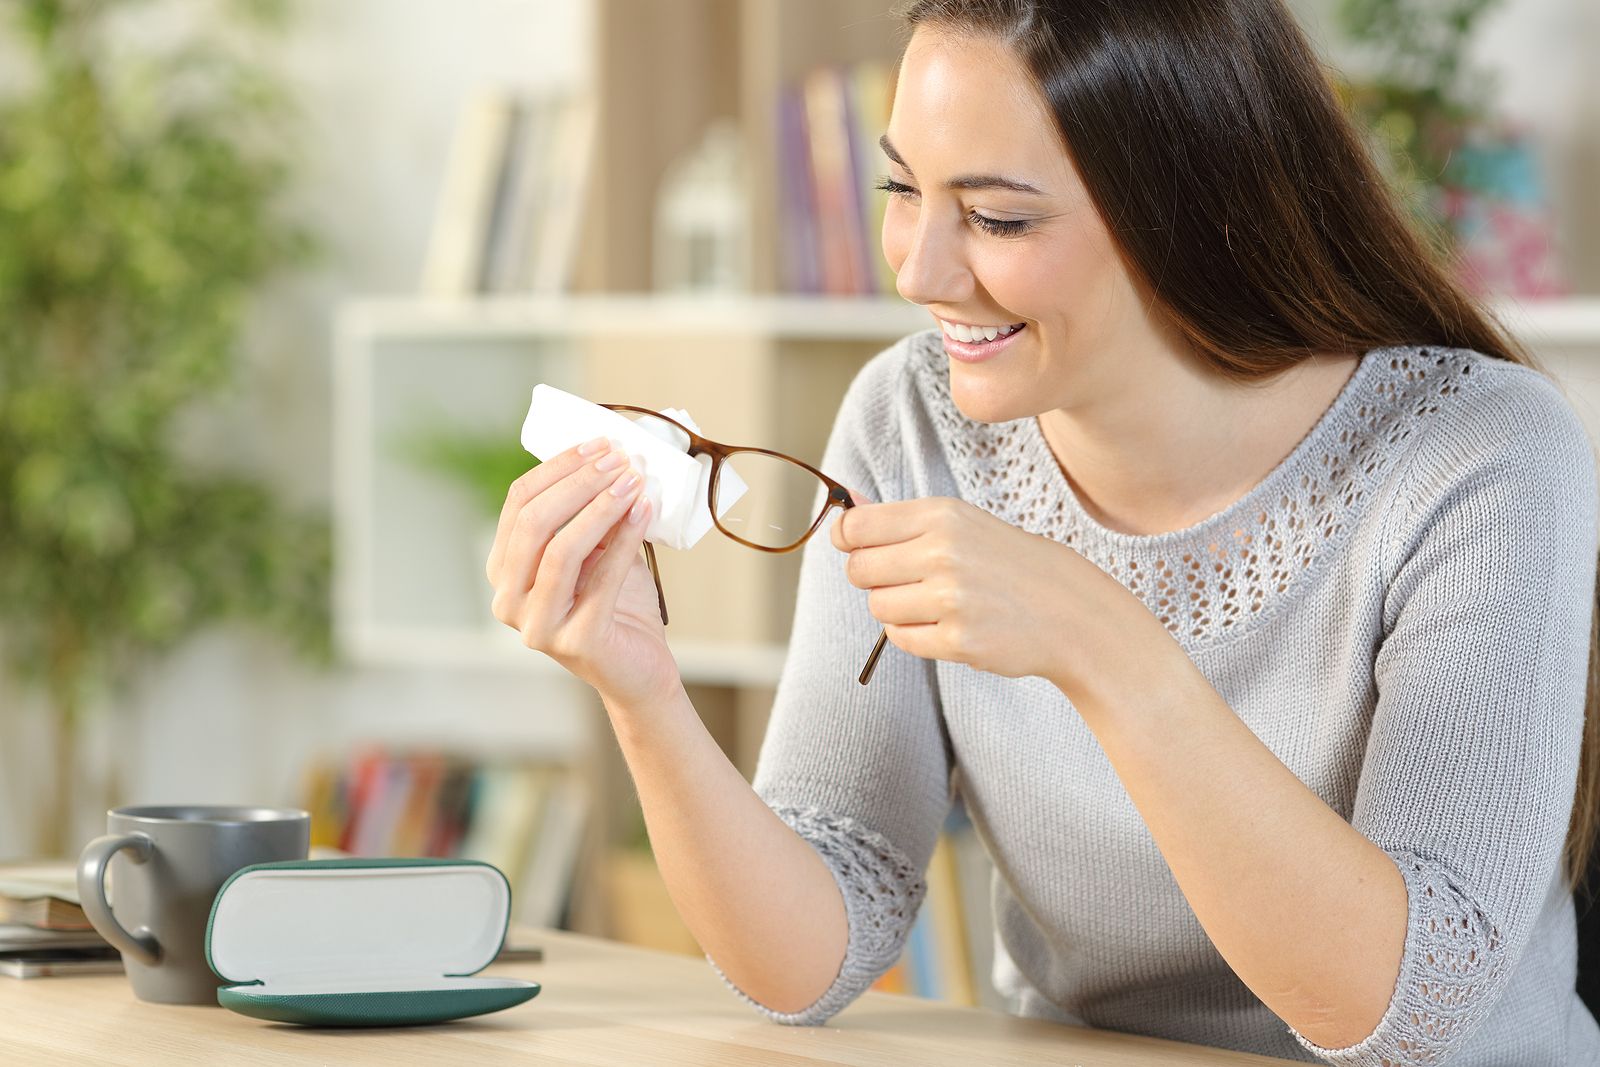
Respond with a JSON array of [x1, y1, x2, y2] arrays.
[[601, 682, 849, 1014], [1061, 614, 1408, 1050]]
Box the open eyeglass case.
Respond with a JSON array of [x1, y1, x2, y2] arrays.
[[205, 857, 541, 1026]]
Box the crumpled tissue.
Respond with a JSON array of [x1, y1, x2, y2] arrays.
[[520, 383, 746, 551]]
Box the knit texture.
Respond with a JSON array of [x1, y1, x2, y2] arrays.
[[710, 329, 1600, 1065]]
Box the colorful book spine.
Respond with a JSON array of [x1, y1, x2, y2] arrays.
[[781, 62, 900, 295], [303, 750, 585, 928], [777, 87, 821, 293]]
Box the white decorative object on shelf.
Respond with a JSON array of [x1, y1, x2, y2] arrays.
[[653, 119, 750, 293]]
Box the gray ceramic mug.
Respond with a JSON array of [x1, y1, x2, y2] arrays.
[[77, 805, 310, 1005]]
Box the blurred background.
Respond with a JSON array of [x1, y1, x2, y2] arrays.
[[1, 0, 1596, 1006]]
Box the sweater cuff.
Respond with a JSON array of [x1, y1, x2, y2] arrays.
[[708, 803, 926, 1025], [1289, 850, 1508, 1065]]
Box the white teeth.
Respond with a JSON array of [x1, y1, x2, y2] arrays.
[[940, 319, 1023, 343]]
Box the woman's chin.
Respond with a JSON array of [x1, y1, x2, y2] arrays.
[[947, 376, 1039, 425]]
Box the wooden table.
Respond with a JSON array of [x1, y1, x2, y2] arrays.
[[5, 926, 1305, 1065]]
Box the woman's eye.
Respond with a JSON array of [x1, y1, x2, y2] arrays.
[[873, 176, 918, 200], [968, 212, 1031, 238], [873, 176, 1032, 238]]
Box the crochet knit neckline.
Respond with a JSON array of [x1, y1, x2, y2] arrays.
[[1020, 345, 1382, 549], [907, 331, 1480, 650]]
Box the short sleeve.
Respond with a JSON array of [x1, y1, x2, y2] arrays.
[[1291, 365, 1599, 1064], [709, 342, 955, 1025]]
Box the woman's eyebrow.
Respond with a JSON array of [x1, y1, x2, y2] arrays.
[[878, 134, 1047, 195]]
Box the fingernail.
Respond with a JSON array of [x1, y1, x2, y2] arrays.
[[629, 496, 649, 524], [578, 435, 608, 456], [596, 450, 627, 471], [610, 469, 641, 496]]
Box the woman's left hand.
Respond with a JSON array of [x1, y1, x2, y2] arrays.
[[833, 494, 1163, 692]]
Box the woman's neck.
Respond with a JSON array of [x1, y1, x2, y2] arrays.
[[1035, 351, 1363, 537]]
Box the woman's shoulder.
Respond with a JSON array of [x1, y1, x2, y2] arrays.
[[1389, 344, 1594, 481], [819, 329, 953, 495], [835, 326, 945, 424], [1376, 343, 1597, 530]]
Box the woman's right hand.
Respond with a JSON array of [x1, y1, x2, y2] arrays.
[[486, 436, 682, 709]]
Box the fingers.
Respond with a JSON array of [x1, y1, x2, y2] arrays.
[[866, 581, 941, 626], [844, 542, 926, 589], [522, 464, 648, 641], [499, 449, 631, 601], [486, 436, 610, 584], [577, 494, 652, 623], [825, 499, 928, 550]]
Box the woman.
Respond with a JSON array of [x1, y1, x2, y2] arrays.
[[484, 0, 1600, 1062]]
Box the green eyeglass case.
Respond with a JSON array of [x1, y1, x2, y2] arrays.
[[205, 857, 540, 1026]]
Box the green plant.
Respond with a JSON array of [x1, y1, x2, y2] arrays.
[[397, 426, 537, 522], [1333, 0, 1503, 246], [0, 0, 332, 855]]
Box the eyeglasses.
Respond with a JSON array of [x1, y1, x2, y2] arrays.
[[599, 404, 889, 686]]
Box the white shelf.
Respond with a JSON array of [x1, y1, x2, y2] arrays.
[[338, 293, 1600, 347], [340, 293, 932, 342], [333, 292, 1600, 686], [1491, 297, 1600, 347], [345, 624, 790, 688]]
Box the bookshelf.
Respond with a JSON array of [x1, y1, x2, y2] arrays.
[[326, 0, 1600, 1005]]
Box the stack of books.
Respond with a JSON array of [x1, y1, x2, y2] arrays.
[[301, 749, 588, 930], [776, 61, 898, 296], [0, 863, 122, 978], [421, 88, 597, 297], [868, 799, 1002, 1008]]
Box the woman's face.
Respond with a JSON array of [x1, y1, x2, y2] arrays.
[[882, 28, 1171, 423]]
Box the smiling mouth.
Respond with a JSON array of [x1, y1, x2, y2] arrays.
[[940, 320, 1027, 344]]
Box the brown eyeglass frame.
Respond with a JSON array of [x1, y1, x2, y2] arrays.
[[600, 404, 888, 686]]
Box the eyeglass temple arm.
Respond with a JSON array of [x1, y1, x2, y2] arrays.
[[643, 541, 668, 626], [829, 485, 889, 687], [859, 631, 888, 685]]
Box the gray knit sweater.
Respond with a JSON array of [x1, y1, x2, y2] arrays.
[[709, 329, 1600, 1065]]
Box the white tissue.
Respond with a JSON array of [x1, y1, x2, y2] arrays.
[[519, 384, 746, 551]]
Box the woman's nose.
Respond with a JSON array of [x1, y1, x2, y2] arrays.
[[893, 218, 973, 308]]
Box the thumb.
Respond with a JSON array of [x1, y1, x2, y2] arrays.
[[847, 487, 872, 507]]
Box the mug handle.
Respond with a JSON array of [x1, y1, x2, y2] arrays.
[[76, 833, 161, 966]]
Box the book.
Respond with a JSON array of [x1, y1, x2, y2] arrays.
[[0, 925, 109, 953], [301, 750, 589, 933], [526, 94, 597, 294], [925, 831, 976, 1006], [848, 60, 897, 296], [779, 61, 898, 296], [515, 768, 589, 929], [777, 87, 821, 293], [0, 945, 123, 979], [485, 95, 555, 293], [904, 901, 939, 1000], [0, 863, 92, 931], [391, 754, 446, 857], [421, 87, 519, 296], [802, 65, 868, 295], [947, 800, 1005, 1011], [458, 765, 547, 892]]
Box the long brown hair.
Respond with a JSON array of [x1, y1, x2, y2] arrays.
[[897, 0, 1600, 894]]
